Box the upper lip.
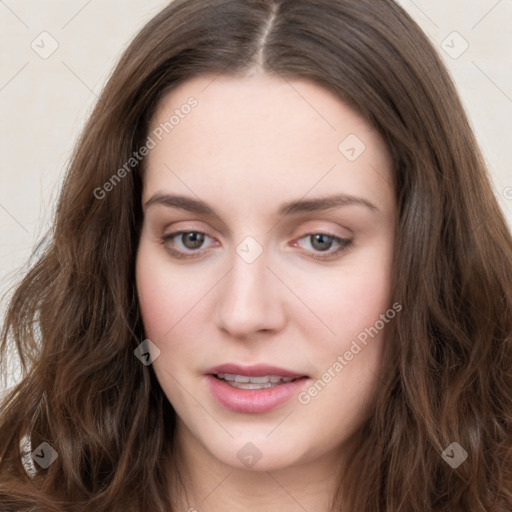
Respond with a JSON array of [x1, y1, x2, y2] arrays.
[[206, 363, 308, 379]]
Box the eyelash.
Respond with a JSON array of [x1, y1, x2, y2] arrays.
[[160, 231, 353, 261]]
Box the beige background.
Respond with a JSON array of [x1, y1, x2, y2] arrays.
[[1, 0, 511, 390]]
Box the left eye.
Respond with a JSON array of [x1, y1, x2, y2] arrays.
[[295, 233, 351, 255]]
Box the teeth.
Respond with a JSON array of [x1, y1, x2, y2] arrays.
[[246, 375, 270, 384], [216, 373, 297, 388], [230, 382, 274, 390]]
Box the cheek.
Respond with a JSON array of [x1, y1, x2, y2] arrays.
[[135, 240, 208, 343], [135, 243, 202, 397], [290, 243, 394, 347], [136, 252, 171, 342], [293, 258, 393, 435]]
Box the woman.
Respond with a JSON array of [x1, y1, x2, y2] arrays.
[[1, 0, 511, 510]]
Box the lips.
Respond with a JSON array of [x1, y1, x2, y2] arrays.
[[204, 363, 310, 413]]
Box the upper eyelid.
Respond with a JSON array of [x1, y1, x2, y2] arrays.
[[162, 228, 348, 240], [160, 218, 352, 238], [148, 206, 359, 238]]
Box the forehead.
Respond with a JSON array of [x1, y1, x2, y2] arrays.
[[143, 73, 393, 216]]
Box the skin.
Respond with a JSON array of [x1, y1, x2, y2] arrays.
[[135, 71, 396, 511]]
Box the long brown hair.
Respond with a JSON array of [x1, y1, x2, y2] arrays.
[[1, 0, 512, 510]]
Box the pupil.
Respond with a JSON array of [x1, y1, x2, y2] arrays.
[[311, 234, 332, 251], [183, 232, 204, 249]]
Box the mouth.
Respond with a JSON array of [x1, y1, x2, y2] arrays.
[[213, 373, 302, 390], [204, 363, 310, 413]]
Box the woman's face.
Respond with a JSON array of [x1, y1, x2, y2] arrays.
[[136, 73, 396, 472]]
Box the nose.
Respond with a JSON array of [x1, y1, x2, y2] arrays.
[[214, 247, 286, 339]]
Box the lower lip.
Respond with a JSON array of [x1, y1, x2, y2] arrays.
[[206, 375, 309, 413]]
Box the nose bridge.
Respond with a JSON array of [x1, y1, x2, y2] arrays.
[[215, 237, 284, 337], [225, 243, 270, 312], [234, 241, 269, 291]]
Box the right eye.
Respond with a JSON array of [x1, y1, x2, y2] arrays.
[[160, 231, 217, 259]]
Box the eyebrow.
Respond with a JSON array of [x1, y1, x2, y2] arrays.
[[143, 193, 379, 217]]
